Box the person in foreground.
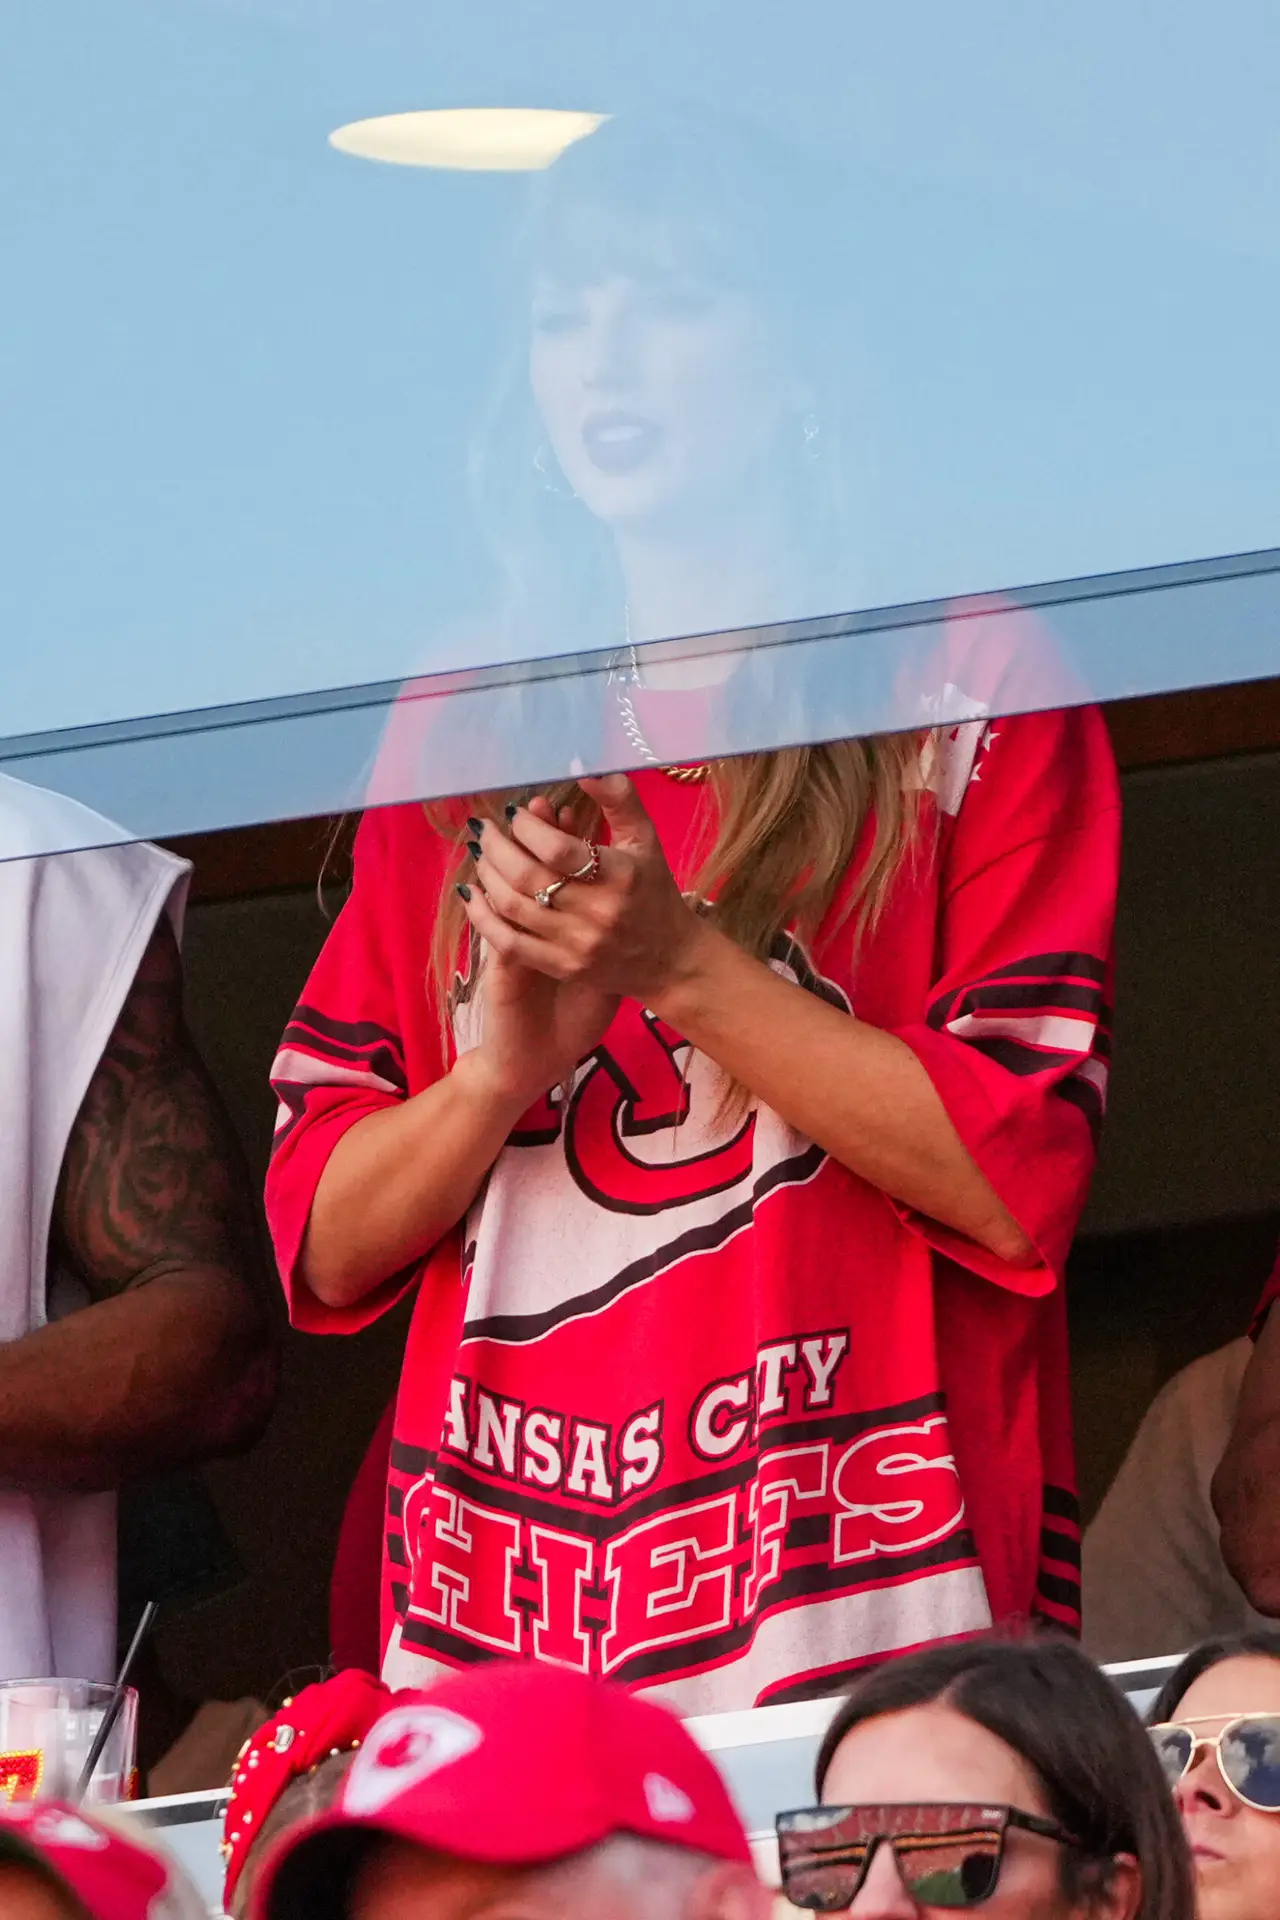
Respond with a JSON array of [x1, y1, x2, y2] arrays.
[[1147, 1629, 1280, 1920], [254, 1661, 766, 1920], [0, 1798, 205, 1920], [777, 1637, 1192, 1920]]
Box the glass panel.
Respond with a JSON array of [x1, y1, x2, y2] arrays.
[[2, 549, 1277, 862], [3, 0, 1277, 852]]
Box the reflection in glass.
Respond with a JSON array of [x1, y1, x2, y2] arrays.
[[4, 0, 1280, 852], [479, 109, 866, 650], [378, 107, 947, 798], [2, 546, 1279, 862], [329, 107, 607, 172]]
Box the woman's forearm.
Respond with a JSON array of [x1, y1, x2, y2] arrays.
[[651, 919, 1035, 1265], [300, 1052, 529, 1309]]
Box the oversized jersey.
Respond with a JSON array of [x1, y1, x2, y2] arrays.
[[267, 704, 1119, 1710]]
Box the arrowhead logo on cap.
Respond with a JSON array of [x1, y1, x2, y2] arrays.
[[29, 1811, 109, 1851], [343, 1706, 483, 1816], [644, 1773, 696, 1825]]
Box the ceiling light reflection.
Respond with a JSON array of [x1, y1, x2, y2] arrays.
[[328, 107, 607, 172]]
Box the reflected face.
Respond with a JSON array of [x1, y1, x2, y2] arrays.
[[818, 1703, 1080, 1920], [529, 268, 797, 531], [1170, 1655, 1280, 1920]]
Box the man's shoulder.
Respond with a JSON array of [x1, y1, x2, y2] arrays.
[[0, 772, 139, 858], [0, 774, 187, 900], [1155, 1338, 1252, 1424], [1110, 1339, 1252, 1503]]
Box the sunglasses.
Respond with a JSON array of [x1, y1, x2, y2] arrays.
[[776, 1801, 1079, 1910], [1149, 1714, 1280, 1811]]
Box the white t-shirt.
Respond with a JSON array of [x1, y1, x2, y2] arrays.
[[0, 774, 189, 1681], [1082, 1338, 1272, 1664]]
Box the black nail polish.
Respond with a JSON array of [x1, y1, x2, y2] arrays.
[[466, 816, 483, 836], [455, 883, 472, 902], [504, 801, 518, 822], [466, 839, 482, 862]]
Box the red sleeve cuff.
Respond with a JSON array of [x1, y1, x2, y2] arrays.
[[889, 1022, 1087, 1297], [267, 1095, 420, 1335]]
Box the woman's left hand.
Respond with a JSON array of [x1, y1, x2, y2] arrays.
[[462, 775, 705, 1004]]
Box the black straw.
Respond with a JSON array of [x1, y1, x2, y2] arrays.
[[75, 1600, 159, 1802]]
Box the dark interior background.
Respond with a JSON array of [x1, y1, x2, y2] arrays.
[[148, 725, 1280, 1706]]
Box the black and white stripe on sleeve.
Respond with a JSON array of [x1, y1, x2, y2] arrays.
[[926, 952, 1111, 1142], [270, 1005, 408, 1150]]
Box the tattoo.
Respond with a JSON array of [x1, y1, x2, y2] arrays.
[[53, 918, 264, 1300]]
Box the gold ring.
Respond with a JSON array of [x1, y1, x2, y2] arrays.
[[569, 841, 601, 884], [534, 878, 569, 909]]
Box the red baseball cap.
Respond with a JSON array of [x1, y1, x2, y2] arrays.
[[222, 1668, 393, 1907], [256, 1663, 751, 1920], [0, 1801, 185, 1919]]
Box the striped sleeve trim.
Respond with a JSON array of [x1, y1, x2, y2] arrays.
[[270, 1004, 407, 1149], [926, 952, 1111, 1144], [1033, 1483, 1082, 1635]]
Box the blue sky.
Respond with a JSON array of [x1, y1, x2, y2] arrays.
[[3, 0, 1278, 754]]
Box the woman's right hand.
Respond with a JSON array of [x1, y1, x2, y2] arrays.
[[465, 798, 619, 1110], [302, 799, 617, 1309]]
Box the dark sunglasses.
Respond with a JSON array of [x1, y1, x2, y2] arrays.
[[776, 1801, 1079, 1911], [1149, 1714, 1280, 1811]]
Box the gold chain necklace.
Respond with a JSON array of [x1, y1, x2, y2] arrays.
[[614, 635, 711, 785]]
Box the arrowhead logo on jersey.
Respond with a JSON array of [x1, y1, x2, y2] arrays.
[[564, 1010, 756, 1212], [461, 938, 848, 1346], [342, 1706, 483, 1815], [511, 938, 848, 1221]]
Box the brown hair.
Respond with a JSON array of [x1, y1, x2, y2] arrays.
[[1147, 1629, 1280, 1726], [427, 734, 927, 1040], [230, 1751, 357, 1920], [814, 1636, 1194, 1920]]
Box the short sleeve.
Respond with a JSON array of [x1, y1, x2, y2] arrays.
[[892, 706, 1121, 1293], [264, 809, 426, 1334]]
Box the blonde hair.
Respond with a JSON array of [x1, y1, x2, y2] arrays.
[[428, 735, 928, 1038]]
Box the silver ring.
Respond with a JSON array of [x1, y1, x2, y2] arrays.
[[534, 878, 569, 909]]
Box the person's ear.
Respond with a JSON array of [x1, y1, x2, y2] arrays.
[[684, 1862, 773, 1920], [1082, 1853, 1142, 1920]]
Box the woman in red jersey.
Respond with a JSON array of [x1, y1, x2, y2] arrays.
[[266, 113, 1118, 1709]]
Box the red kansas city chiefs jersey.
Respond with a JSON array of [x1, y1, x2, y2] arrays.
[[266, 705, 1119, 1711]]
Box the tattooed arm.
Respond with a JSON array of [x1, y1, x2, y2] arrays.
[[0, 917, 278, 1492]]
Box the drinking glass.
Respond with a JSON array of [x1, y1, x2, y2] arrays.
[[0, 1679, 138, 1802]]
